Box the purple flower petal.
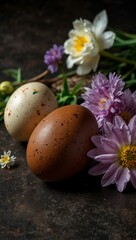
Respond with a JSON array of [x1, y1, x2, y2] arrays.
[[103, 120, 114, 136], [44, 44, 64, 73], [86, 77, 136, 192], [128, 115, 136, 144], [105, 119, 130, 146], [87, 148, 105, 159], [95, 153, 117, 163], [81, 72, 124, 128], [91, 135, 103, 148], [82, 72, 136, 129], [113, 115, 126, 129], [101, 162, 118, 187], [108, 73, 125, 96], [101, 137, 119, 152], [115, 167, 130, 192], [88, 163, 111, 176], [130, 170, 136, 189], [118, 89, 136, 124]]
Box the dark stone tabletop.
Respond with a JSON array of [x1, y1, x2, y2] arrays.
[[0, 1, 136, 239]]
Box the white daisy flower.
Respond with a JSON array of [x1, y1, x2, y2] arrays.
[[0, 150, 16, 169]]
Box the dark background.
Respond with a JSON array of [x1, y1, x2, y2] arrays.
[[0, 0, 136, 77], [0, 1, 136, 240]]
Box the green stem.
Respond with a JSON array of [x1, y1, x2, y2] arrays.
[[100, 50, 136, 66], [113, 39, 136, 47], [122, 66, 136, 80], [125, 79, 136, 87], [116, 30, 136, 39], [59, 66, 70, 95], [57, 70, 76, 79]]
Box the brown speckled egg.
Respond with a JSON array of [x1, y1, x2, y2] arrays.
[[4, 82, 58, 141], [26, 104, 99, 182]]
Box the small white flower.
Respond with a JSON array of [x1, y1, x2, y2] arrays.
[[0, 150, 16, 169], [64, 10, 115, 75]]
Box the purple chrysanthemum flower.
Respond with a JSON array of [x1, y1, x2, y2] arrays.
[[81, 72, 125, 128], [117, 89, 136, 124], [44, 44, 64, 73], [88, 115, 136, 192]]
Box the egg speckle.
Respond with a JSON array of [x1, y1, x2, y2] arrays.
[[26, 104, 99, 182], [4, 82, 58, 141]]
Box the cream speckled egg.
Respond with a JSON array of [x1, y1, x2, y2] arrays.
[[4, 82, 58, 141]]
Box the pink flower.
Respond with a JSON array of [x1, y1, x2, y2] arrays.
[[88, 115, 136, 192], [81, 72, 125, 128]]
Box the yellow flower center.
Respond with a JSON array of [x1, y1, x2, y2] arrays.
[[1, 155, 9, 164], [119, 111, 132, 124], [74, 36, 89, 52], [120, 145, 136, 169], [99, 97, 110, 110]]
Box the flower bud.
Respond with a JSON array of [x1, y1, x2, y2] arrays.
[[0, 81, 14, 95]]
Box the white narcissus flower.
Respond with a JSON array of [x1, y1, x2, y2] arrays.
[[64, 10, 115, 75]]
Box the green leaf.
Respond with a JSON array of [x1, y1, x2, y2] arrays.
[[71, 80, 83, 95], [16, 68, 22, 83], [69, 95, 77, 104], [58, 95, 70, 103], [114, 29, 136, 39], [122, 66, 136, 80], [62, 77, 69, 96], [0, 101, 6, 108], [100, 50, 136, 66], [114, 39, 136, 47], [3, 68, 18, 79], [125, 79, 136, 87], [0, 115, 4, 122], [3, 68, 23, 84]]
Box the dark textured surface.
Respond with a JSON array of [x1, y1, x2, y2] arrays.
[[0, 1, 136, 239]]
